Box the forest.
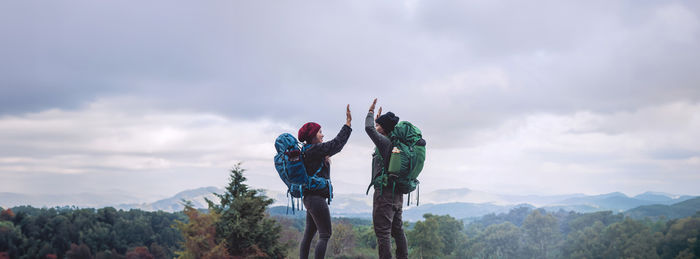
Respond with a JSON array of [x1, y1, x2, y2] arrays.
[[1, 166, 699, 258]]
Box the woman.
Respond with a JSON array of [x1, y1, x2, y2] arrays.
[[298, 104, 352, 259]]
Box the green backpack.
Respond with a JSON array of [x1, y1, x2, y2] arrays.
[[366, 121, 426, 205]]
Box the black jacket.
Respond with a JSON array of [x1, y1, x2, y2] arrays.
[[302, 124, 352, 197]]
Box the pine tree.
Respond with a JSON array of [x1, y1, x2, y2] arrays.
[[206, 163, 285, 258]]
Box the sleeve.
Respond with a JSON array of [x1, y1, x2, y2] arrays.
[[304, 124, 352, 159], [365, 112, 392, 160]]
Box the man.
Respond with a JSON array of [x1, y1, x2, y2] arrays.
[[365, 98, 408, 259]]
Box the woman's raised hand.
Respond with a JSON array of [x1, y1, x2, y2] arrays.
[[346, 104, 352, 127]]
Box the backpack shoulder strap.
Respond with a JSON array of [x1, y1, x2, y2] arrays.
[[366, 147, 392, 195], [301, 144, 324, 177]]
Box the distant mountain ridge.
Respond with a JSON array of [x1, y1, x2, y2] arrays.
[[625, 197, 700, 219], [633, 191, 694, 202], [116, 186, 223, 212], [0, 192, 142, 208], [266, 188, 697, 221], [3, 187, 697, 221], [544, 191, 696, 213], [401, 203, 535, 222]]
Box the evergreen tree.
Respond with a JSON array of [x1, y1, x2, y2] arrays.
[[206, 163, 285, 258]]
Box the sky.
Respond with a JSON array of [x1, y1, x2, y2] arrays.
[[1, 0, 699, 203]]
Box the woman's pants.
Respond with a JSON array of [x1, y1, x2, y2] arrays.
[[300, 195, 332, 259]]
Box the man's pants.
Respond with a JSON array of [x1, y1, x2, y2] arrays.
[[373, 189, 408, 259]]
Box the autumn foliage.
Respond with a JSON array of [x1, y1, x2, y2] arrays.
[[174, 205, 232, 259]]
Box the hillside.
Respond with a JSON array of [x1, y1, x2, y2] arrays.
[[625, 196, 700, 219]]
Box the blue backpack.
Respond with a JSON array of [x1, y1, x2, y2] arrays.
[[274, 133, 333, 213]]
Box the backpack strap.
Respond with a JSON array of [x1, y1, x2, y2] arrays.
[[286, 190, 291, 215], [299, 185, 303, 211], [366, 147, 392, 195], [302, 144, 324, 178], [406, 181, 420, 207], [327, 178, 333, 205], [365, 162, 382, 194], [290, 191, 295, 214], [283, 157, 295, 215], [302, 143, 332, 204], [290, 185, 305, 214], [313, 162, 324, 177]]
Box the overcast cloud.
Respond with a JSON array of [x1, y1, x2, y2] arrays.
[[1, 0, 699, 204]]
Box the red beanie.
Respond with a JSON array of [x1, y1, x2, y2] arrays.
[[298, 122, 321, 143]]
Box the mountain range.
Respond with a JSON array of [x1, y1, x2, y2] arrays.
[[2, 187, 697, 222]]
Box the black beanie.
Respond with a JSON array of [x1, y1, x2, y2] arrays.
[[375, 112, 399, 133]]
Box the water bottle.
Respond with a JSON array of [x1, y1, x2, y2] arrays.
[[388, 147, 402, 173]]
